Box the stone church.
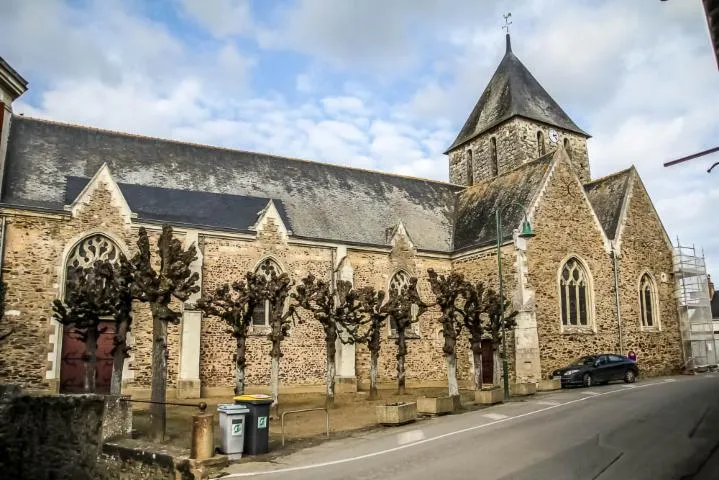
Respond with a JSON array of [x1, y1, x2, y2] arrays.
[[0, 36, 682, 398]]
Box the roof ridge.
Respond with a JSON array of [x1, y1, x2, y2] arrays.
[[584, 167, 634, 187], [13, 114, 462, 189]]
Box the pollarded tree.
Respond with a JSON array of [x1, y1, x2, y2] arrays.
[[197, 272, 263, 395], [263, 268, 297, 408], [462, 280, 488, 390], [131, 225, 200, 442], [485, 288, 518, 385], [384, 276, 427, 395], [292, 275, 363, 408], [99, 256, 136, 396], [52, 263, 115, 393], [426, 269, 467, 403], [352, 286, 390, 400]]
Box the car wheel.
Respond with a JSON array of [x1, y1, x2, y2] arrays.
[[582, 373, 592, 387], [624, 370, 636, 384]]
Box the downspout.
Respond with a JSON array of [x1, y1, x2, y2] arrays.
[[611, 248, 624, 355]]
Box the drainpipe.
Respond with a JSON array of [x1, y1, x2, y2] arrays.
[[611, 248, 624, 355]]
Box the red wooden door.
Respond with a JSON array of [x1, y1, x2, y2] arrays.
[[60, 321, 115, 394], [481, 339, 494, 384]]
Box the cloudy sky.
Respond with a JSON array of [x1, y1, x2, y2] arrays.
[[1, 0, 718, 271]]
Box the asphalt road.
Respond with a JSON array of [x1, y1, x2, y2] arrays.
[[220, 375, 719, 480]]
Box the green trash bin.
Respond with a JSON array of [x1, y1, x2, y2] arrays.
[[234, 394, 273, 455]]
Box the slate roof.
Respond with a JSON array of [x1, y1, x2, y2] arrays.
[[584, 169, 633, 240], [446, 35, 588, 153], [453, 153, 553, 251], [704, 0, 719, 69], [3, 116, 461, 251], [65, 176, 290, 232]]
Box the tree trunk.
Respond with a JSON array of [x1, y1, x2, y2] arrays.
[[84, 328, 98, 393], [150, 306, 168, 443], [326, 345, 336, 409], [369, 349, 379, 400], [110, 317, 129, 396], [235, 336, 246, 396], [397, 329, 406, 395], [271, 356, 280, 408], [493, 348, 501, 386], [473, 348, 483, 391], [446, 352, 459, 400]]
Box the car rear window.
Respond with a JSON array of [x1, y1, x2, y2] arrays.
[[609, 355, 624, 363]]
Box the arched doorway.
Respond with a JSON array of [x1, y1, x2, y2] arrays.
[[60, 234, 122, 393]]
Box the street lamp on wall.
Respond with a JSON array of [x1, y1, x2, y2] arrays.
[[495, 203, 536, 400]]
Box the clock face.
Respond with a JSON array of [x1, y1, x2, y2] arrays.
[[549, 130, 559, 143]]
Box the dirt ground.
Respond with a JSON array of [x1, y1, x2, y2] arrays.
[[131, 388, 480, 452]]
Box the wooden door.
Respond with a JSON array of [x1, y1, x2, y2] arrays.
[[60, 321, 115, 393], [481, 339, 494, 384]]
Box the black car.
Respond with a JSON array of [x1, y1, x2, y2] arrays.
[[552, 354, 639, 388]]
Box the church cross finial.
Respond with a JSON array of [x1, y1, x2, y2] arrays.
[[502, 12, 512, 34], [503, 12, 512, 53]]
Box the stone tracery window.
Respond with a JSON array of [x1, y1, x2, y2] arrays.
[[65, 234, 121, 297], [388, 270, 419, 336], [252, 258, 281, 327], [559, 257, 592, 327], [640, 273, 658, 328]]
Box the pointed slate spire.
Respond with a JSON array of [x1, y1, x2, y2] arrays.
[[445, 36, 589, 153]]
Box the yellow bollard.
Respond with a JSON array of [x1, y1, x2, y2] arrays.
[[191, 407, 214, 461]]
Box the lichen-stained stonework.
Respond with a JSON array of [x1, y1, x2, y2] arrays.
[[449, 117, 590, 186], [614, 173, 681, 375], [199, 216, 333, 394], [526, 157, 619, 379], [0, 181, 181, 392]]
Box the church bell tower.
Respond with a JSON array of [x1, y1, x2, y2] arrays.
[[446, 34, 591, 186]]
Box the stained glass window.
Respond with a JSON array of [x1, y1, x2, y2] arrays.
[[559, 258, 591, 327]]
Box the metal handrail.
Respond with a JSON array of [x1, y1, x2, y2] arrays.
[[120, 398, 208, 411], [280, 407, 329, 447]]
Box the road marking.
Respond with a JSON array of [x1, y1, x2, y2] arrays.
[[483, 413, 509, 420], [397, 430, 425, 445], [621, 384, 637, 388], [580, 391, 601, 396], [664, 378, 676, 383], [534, 401, 560, 406], [222, 381, 667, 478]]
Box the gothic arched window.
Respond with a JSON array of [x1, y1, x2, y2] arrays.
[[388, 270, 419, 336], [563, 137, 572, 160], [537, 131, 546, 157], [640, 274, 658, 328], [467, 149, 474, 186], [65, 234, 121, 296], [559, 257, 592, 327], [252, 258, 282, 326], [490, 137, 498, 177]]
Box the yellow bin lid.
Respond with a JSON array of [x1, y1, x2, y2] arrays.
[[233, 394, 272, 401]]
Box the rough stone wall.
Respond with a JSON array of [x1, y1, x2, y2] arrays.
[[615, 174, 682, 375], [349, 246, 466, 388], [448, 118, 589, 186], [0, 181, 182, 392], [452, 246, 518, 382], [526, 157, 618, 380], [199, 220, 333, 392], [0, 392, 106, 479]]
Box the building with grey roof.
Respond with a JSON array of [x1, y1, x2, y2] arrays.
[[0, 35, 686, 398]]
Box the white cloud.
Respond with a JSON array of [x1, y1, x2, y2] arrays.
[[179, 0, 254, 37], [4, 0, 719, 271]]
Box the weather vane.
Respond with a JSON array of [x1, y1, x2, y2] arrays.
[[502, 12, 512, 34]]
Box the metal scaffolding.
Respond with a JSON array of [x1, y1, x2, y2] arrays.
[[673, 241, 718, 369]]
